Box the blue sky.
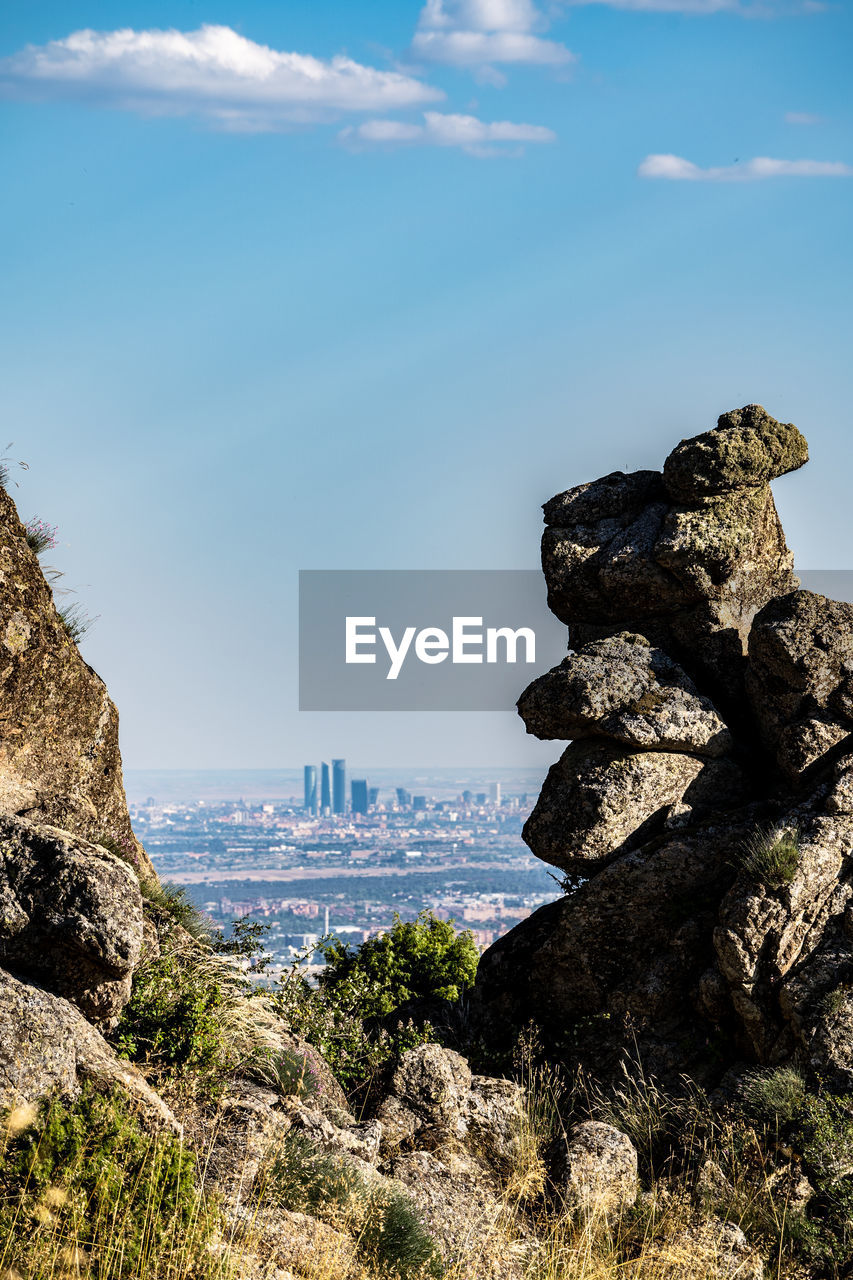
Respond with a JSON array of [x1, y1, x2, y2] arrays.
[[0, 0, 850, 770]]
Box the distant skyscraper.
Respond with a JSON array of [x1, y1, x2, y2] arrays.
[[321, 762, 331, 813], [412, 795, 426, 811], [396, 787, 411, 808], [332, 759, 346, 814], [490, 782, 502, 806], [351, 779, 369, 816], [368, 786, 380, 808], [303, 765, 317, 814]]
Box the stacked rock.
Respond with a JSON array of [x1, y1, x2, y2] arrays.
[[474, 406, 853, 1088]]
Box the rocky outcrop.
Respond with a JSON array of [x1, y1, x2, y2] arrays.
[[475, 405, 853, 1090], [540, 409, 800, 704], [376, 1043, 525, 1169], [0, 486, 151, 875]]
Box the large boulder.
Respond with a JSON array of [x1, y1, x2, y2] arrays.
[[0, 486, 152, 875], [0, 964, 176, 1129], [474, 404, 853, 1088], [522, 741, 743, 872], [0, 815, 143, 1025], [540, 406, 802, 705], [747, 590, 853, 780], [475, 820, 752, 1078], [0, 816, 144, 1023], [662, 403, 808, 501], [551, 1120, 638, 1220], [518, 632, 732, 756]]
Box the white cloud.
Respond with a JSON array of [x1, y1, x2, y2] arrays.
[[785, 111, 823, 125], [639, 153, 853, 179], [412, 0, 575, 68], [0, 24, 442, 130], [561, 0, 815, 11], [341, 110, 556, 155], [419, 0, 545, 30]]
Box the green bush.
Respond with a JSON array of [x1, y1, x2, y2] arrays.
[[274, 912, 478, 1101], [317, 911, 479, 1019], [113, 942, 229, 1075], [742, 1065, 807, 1127], [0, 1082, 222, 1278], [253, 1047, 324, 1100], [263, 1133, 442, 1278]]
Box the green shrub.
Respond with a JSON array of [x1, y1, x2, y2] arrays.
[[0, 1082, 222, 1278], [274, 912, 477, 1102], [263, 1133, 442, 1278], [736, 825, 801, 887], [317, 911, 479, 1019], [359, 1186, 444, 1279], [276, 970, 433, 1100], [252, 1047, 324, 1100], [113, 942, 229, 1075]]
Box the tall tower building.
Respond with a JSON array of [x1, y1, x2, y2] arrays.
[[303, 765, 317, 814], [320, 762, 331, 813], [332, 758, 346, 815], [351, 778, 369, 816]]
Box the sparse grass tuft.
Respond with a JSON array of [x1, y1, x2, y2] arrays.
[[736, 824, 801, 888], [742, 1066, 807, 1127], [57, 601, 96, 645], [141, 878, 215, 944]]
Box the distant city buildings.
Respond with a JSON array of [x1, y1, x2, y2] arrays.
[[304, 765, 317, 814], [351, 778, 369, 816], [332, 759, 346, 815], [131, 773, 552, 969]]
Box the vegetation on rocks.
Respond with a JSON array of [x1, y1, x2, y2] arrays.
[[0, 1083, 223, 1279], [736, 825, 801, 887], [275, 911, 478, 1101]]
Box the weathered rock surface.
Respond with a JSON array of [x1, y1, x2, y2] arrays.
[[376, 1044, 525, 1169], [478, 405, 853, 1093], [0, 487, 152, 875], [540, 406, 802, 705], [747, 590, 853, 780], [0, 815, 143, 1024], [551, 1120, 638, 1220], [0, 964, 176, 1129], [522, 741, 743, 872], [663, 404, 808, 501], [518, 633, 732, 756]]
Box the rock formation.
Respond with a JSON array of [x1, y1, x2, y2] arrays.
[[0, 486, 152, 875], [475, 404, 853, 1090]]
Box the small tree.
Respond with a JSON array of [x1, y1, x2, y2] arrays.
[[317, 910, 479, 1019]]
